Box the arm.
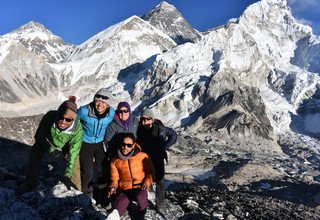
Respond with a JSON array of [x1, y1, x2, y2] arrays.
[[109, 159, 120, 189], [142, 155, 155, 190], [160, 126, 177, 150], [108, 159, 120, 197], [64, 122, 83, 177], [105, 121, 117, 143], [34, 111, 55, 152]]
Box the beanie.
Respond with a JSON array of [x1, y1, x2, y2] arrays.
[[141, 108, 154, 119], [57, 96, 78, 120], [117, 101, 131, 112], [94, 88, 112, 105]]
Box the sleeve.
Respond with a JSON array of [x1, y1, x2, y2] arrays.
[[105, 121, 116, 143], [76, 106, 84, 120], [108, 107, 115, 122], [109, 159, 120, 189], [160, 126, 177, 150], [34, 111, 54, 152], [64, 122, 83, 177], [142, 154, 155, 188]]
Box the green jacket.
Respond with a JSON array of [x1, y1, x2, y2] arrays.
[[34, 110, 83, 177]]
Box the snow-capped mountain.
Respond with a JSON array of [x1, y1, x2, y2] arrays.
[[0, 0, 320, 147], [52, 15, 176, 102], [2, 21, 75, 63], [141, 1, 202, 44], [2, 1, 320, 219]]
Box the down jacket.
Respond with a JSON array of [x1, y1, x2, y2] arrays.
[[109, 144, 154, 191], [34, 110, 83, 177]]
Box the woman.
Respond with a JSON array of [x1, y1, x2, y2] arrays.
[[105, 101, 139, 155], [107, 133, 154, 219], [77, 88, 115, 196]]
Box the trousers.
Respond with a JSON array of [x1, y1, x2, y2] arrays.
[[112, 188, 148, 216], [155, 176, 166, 209], [80, 142, 106, 196]]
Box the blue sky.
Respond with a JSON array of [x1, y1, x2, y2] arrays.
[[0, 0, 319, 45]]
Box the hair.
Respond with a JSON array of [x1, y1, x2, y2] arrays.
[[121, 133, 136, 143]]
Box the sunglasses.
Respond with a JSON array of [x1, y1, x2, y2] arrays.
[[58, 115, 74, 123], [141, 117, 152, 121], [121, 142, 134, 148], [95, 94, 109, 100], [118, 109, 129, 114]]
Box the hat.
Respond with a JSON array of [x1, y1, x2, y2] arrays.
[[117, 101, 131, 112], [57, 96, 78, 120], [141, 108, 154, 119], [94, 88, 112, 105]]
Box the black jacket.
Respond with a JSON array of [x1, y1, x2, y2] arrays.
[[137, 120, 177, 181]]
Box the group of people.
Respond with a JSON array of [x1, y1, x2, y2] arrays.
[[18, 88, 177, 219]]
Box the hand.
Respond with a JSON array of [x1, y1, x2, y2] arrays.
[[142, 183, 149, 191], [108, 187, 116, 198], [61, 176, 78, 190]]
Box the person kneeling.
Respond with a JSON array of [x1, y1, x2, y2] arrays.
[[107, 133, 154, 219]]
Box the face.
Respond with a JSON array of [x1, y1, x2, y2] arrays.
[[95, 100, 109, 114], [118, 107, 130, 121], [121, 137, 135, 155], [57, 113, 74, 130], [140, 116, 153, 128]]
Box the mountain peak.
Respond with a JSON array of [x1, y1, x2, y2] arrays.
[[2, 21, 75, 63], [157, 1, 176, 11], [6, 21, 59, 43], [141, 1, 201, 44], [19, 21, 47, 31], [13, 21, 53, 36]]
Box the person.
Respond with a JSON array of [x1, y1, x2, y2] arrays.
[[105, 101, 139, 160], [136, 108, 177, 211], [77, 88, 115, 196], [107, 133, 154, 219], [18, 96, 83, 193]]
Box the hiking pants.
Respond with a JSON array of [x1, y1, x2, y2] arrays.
[[112, 188, 148, 216], [155, 176, 166, 209], [80, 141, 106, 196]]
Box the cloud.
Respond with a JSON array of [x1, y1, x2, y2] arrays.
[[295, 18, 313, 27], [287, 0, 320, 12], [287, 0, 320, 35], [293, 14, 320, 35]]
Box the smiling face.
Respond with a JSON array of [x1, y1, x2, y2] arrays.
[[140, 116, 153, 129], [118, 107, 130, 121], [94, 100, 109, 115], [57, 113, 74, 130], [120, 137, 135, 155]]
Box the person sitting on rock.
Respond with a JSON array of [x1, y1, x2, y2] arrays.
[[107, 133, 154, 219], [18, 96, 83, 193], [105, 101, 139, 174]]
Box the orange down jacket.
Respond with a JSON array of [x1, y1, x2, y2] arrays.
[[109, 144, 154, 191]]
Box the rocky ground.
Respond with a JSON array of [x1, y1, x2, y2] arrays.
[[1, 116, 320, 219]]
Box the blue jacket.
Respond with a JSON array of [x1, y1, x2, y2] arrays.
[[77, 103, 115, 144]]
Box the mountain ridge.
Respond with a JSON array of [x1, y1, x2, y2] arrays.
[[0, 0, 319, 145]]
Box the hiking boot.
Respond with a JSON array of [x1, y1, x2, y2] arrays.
[[106, 209, 120, 220]]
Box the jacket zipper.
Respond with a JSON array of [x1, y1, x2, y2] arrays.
[[128, 159, 134, 188]]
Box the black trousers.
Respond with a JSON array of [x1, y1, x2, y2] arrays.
[[80, 142, 106, 196]]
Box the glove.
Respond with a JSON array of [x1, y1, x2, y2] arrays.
[[61, 176, 78, 190]]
